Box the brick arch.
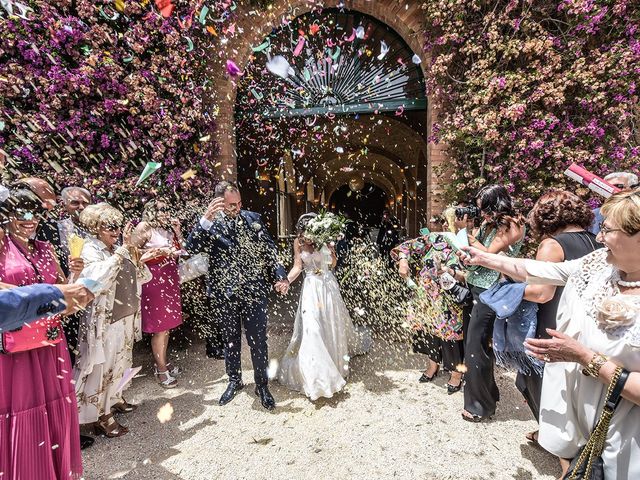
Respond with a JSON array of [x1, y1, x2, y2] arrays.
[[233, 0, 428, 80], [213, 0, 447, 226], [216, 0, 429, 175]]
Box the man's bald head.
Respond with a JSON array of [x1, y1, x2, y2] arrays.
[[13, 177, 57, 211]]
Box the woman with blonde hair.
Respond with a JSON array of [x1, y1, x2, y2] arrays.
[[133, 199, 184, 388], [75, 203, 150, 437], [461, 189, 640, 478]]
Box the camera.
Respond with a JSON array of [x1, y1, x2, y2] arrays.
[[455, 206, 481, 219]]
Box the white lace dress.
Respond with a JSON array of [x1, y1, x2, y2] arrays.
[[525, 249, 640, 477], [278, 249, 372, 400]]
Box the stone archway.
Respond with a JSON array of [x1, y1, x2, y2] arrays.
[[211, 0, 449, 229]]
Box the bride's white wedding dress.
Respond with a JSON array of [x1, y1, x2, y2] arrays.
[[278, 249, 372, 400]]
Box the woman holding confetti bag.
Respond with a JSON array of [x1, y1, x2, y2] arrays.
[[133, 200, 184, 388], [392, 208, 469, 394], [278, 212, 372, 400]]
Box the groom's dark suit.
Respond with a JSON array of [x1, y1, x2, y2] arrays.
[[187, 210, 286, 385]]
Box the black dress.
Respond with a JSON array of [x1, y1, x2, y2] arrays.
[[516, 231, 601, 421]]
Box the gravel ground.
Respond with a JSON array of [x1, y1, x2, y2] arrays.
[[82, 305, 561, 480]]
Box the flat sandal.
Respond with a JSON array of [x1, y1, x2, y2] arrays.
[[111, 401, 138, 414], [94, 414, 129, 438]]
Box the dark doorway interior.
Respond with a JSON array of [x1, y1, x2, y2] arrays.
[[329, 183, 387, 228]]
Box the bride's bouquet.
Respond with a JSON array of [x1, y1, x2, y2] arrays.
[[304, 211, 349, 247]]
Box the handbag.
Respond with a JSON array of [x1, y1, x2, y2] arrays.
[[178, 253, 209, 284], [110, 258, 140, 323], [563, 367, 630, 480], [0, 315, 63, 354], [448, 282, 472, 305], [1, 238, 63, 353]]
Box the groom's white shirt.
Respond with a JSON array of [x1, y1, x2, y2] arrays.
[[199, 216, 213, 231]]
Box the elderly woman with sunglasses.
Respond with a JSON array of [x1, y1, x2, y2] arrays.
[[0, 188, 84, 479], [460, 189, 640, 478], [74, 203, 151, 438]]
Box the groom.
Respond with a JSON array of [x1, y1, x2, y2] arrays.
[[187, 181, 289, 410]]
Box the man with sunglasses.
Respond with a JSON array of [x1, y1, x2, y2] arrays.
[[589, 171, 639, 235]]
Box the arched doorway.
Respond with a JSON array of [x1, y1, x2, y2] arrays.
[[233, 6, 430, 238]]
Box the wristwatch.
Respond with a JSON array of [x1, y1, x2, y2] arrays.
[[582, 352, 608, 378]]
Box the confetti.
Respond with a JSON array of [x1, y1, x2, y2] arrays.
[[157, 402, 174, 424]]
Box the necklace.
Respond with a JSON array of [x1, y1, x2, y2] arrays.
[[617, 279, 640, 288]]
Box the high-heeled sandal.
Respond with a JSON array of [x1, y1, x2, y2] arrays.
[[111, 400, 138, 414], [166, 362, 183, 377], [446, 373, 463, 394], [525, 430, 540, 446], [418, 361, 440, 383], [154, 367, 177, 388], [94, 414, 129, 438]]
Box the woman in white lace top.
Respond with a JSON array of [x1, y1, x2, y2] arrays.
[[460, 189, 640, 478]]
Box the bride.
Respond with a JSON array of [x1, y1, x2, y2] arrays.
[[278, 213, 372, 400]]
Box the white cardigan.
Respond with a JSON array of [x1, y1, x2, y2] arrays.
[[526, 249, 640, 478]]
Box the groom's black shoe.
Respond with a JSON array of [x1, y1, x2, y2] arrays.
[[255, 384, 276, 410], [219, 380, 244, 406]]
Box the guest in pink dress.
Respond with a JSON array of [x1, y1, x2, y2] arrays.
[[133, 200, 184, 388], [0, 188, 84, 479]]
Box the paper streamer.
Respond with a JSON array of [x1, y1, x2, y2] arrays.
[[293, 36, 305, 56], [226, 59, 241, 76], [114, 366, 142, 394], [135, 161, 162, 187], [199, 5, 209, 24], [250, 88, 263, 100], [344, 28, 356, 42], [564, 163, 621, 198], [184, 36, 194, 52], [377, 40, 389, 60], [252, 39, 271, 52]]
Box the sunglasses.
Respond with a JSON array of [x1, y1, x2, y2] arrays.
[[612, 183, 640, 189], [102, 224, 123, 232], [13, 209, 44, 221]]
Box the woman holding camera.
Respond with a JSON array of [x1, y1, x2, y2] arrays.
[[461, 184, 526, 422]]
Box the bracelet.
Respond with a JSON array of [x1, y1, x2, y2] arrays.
[[582, 352, 608, 378], [397, 253, 408, 260]]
